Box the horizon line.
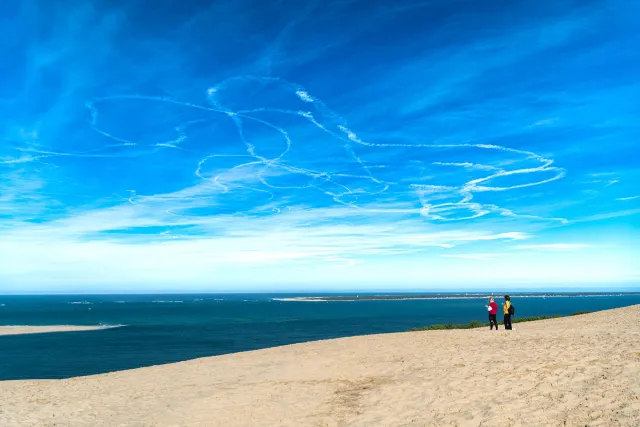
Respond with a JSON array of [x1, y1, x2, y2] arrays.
[[2, 288, 639, 296]]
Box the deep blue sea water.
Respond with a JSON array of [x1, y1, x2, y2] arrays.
[[1, 293, 639, 380]]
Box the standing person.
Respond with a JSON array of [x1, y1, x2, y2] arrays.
[[485, 297, 499, 330], [503, 295, 513, 330]]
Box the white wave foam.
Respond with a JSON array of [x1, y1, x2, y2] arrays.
[[98, 324, 127, 330]]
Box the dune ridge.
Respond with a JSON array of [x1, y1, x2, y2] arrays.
[[1, 305, 639, 426]]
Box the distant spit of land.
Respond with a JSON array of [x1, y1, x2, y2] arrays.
[[273, 292, 640, 302]]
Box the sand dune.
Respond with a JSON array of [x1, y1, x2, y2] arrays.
[[1, 305, 639, 426], [0, 325, 105, 336]]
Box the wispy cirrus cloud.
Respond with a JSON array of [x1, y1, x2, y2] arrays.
[[514, 244, 589, 251], [440, 253, 506, 260], [572, 209, 640, 223]]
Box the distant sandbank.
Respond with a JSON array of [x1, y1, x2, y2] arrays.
[[0, 325, 107, 336], [273, 291, 639, 301]]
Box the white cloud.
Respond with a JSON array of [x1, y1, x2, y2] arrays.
[[432, 162, 500, 171], [588, 172, 618, 178], [574, 208, 640, 223], [2, 234, 636, 292], [531, 118, 557, 126], [440, 253, 505, 260], [514, 243, 589, 250]]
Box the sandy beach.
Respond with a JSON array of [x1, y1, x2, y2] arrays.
[[1, 305, 638, 427], [0, 325, 105, 336]]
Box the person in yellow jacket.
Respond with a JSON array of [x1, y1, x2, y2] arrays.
[[503, 295, 513, 330]]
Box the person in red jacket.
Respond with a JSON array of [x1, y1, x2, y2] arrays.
[[485, 297, 499, 330]]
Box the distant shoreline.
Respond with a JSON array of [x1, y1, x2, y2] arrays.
[[273, 292, 640, 302], [0, 325, 114, 336]]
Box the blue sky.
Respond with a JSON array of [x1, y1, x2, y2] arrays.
[[1, 0, 639, 292]]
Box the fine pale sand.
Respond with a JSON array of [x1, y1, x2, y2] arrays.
[[0, 325, 105, 336], [1, 306, 639, 427]]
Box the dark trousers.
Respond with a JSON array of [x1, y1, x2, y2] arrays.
[[504, 314, 512, 330], [489, 314, 498, 330]]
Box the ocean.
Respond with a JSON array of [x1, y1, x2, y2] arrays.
[[1, 292, 639, 380]]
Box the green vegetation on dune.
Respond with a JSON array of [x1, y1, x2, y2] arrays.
[[409, 311, 592, 332]]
